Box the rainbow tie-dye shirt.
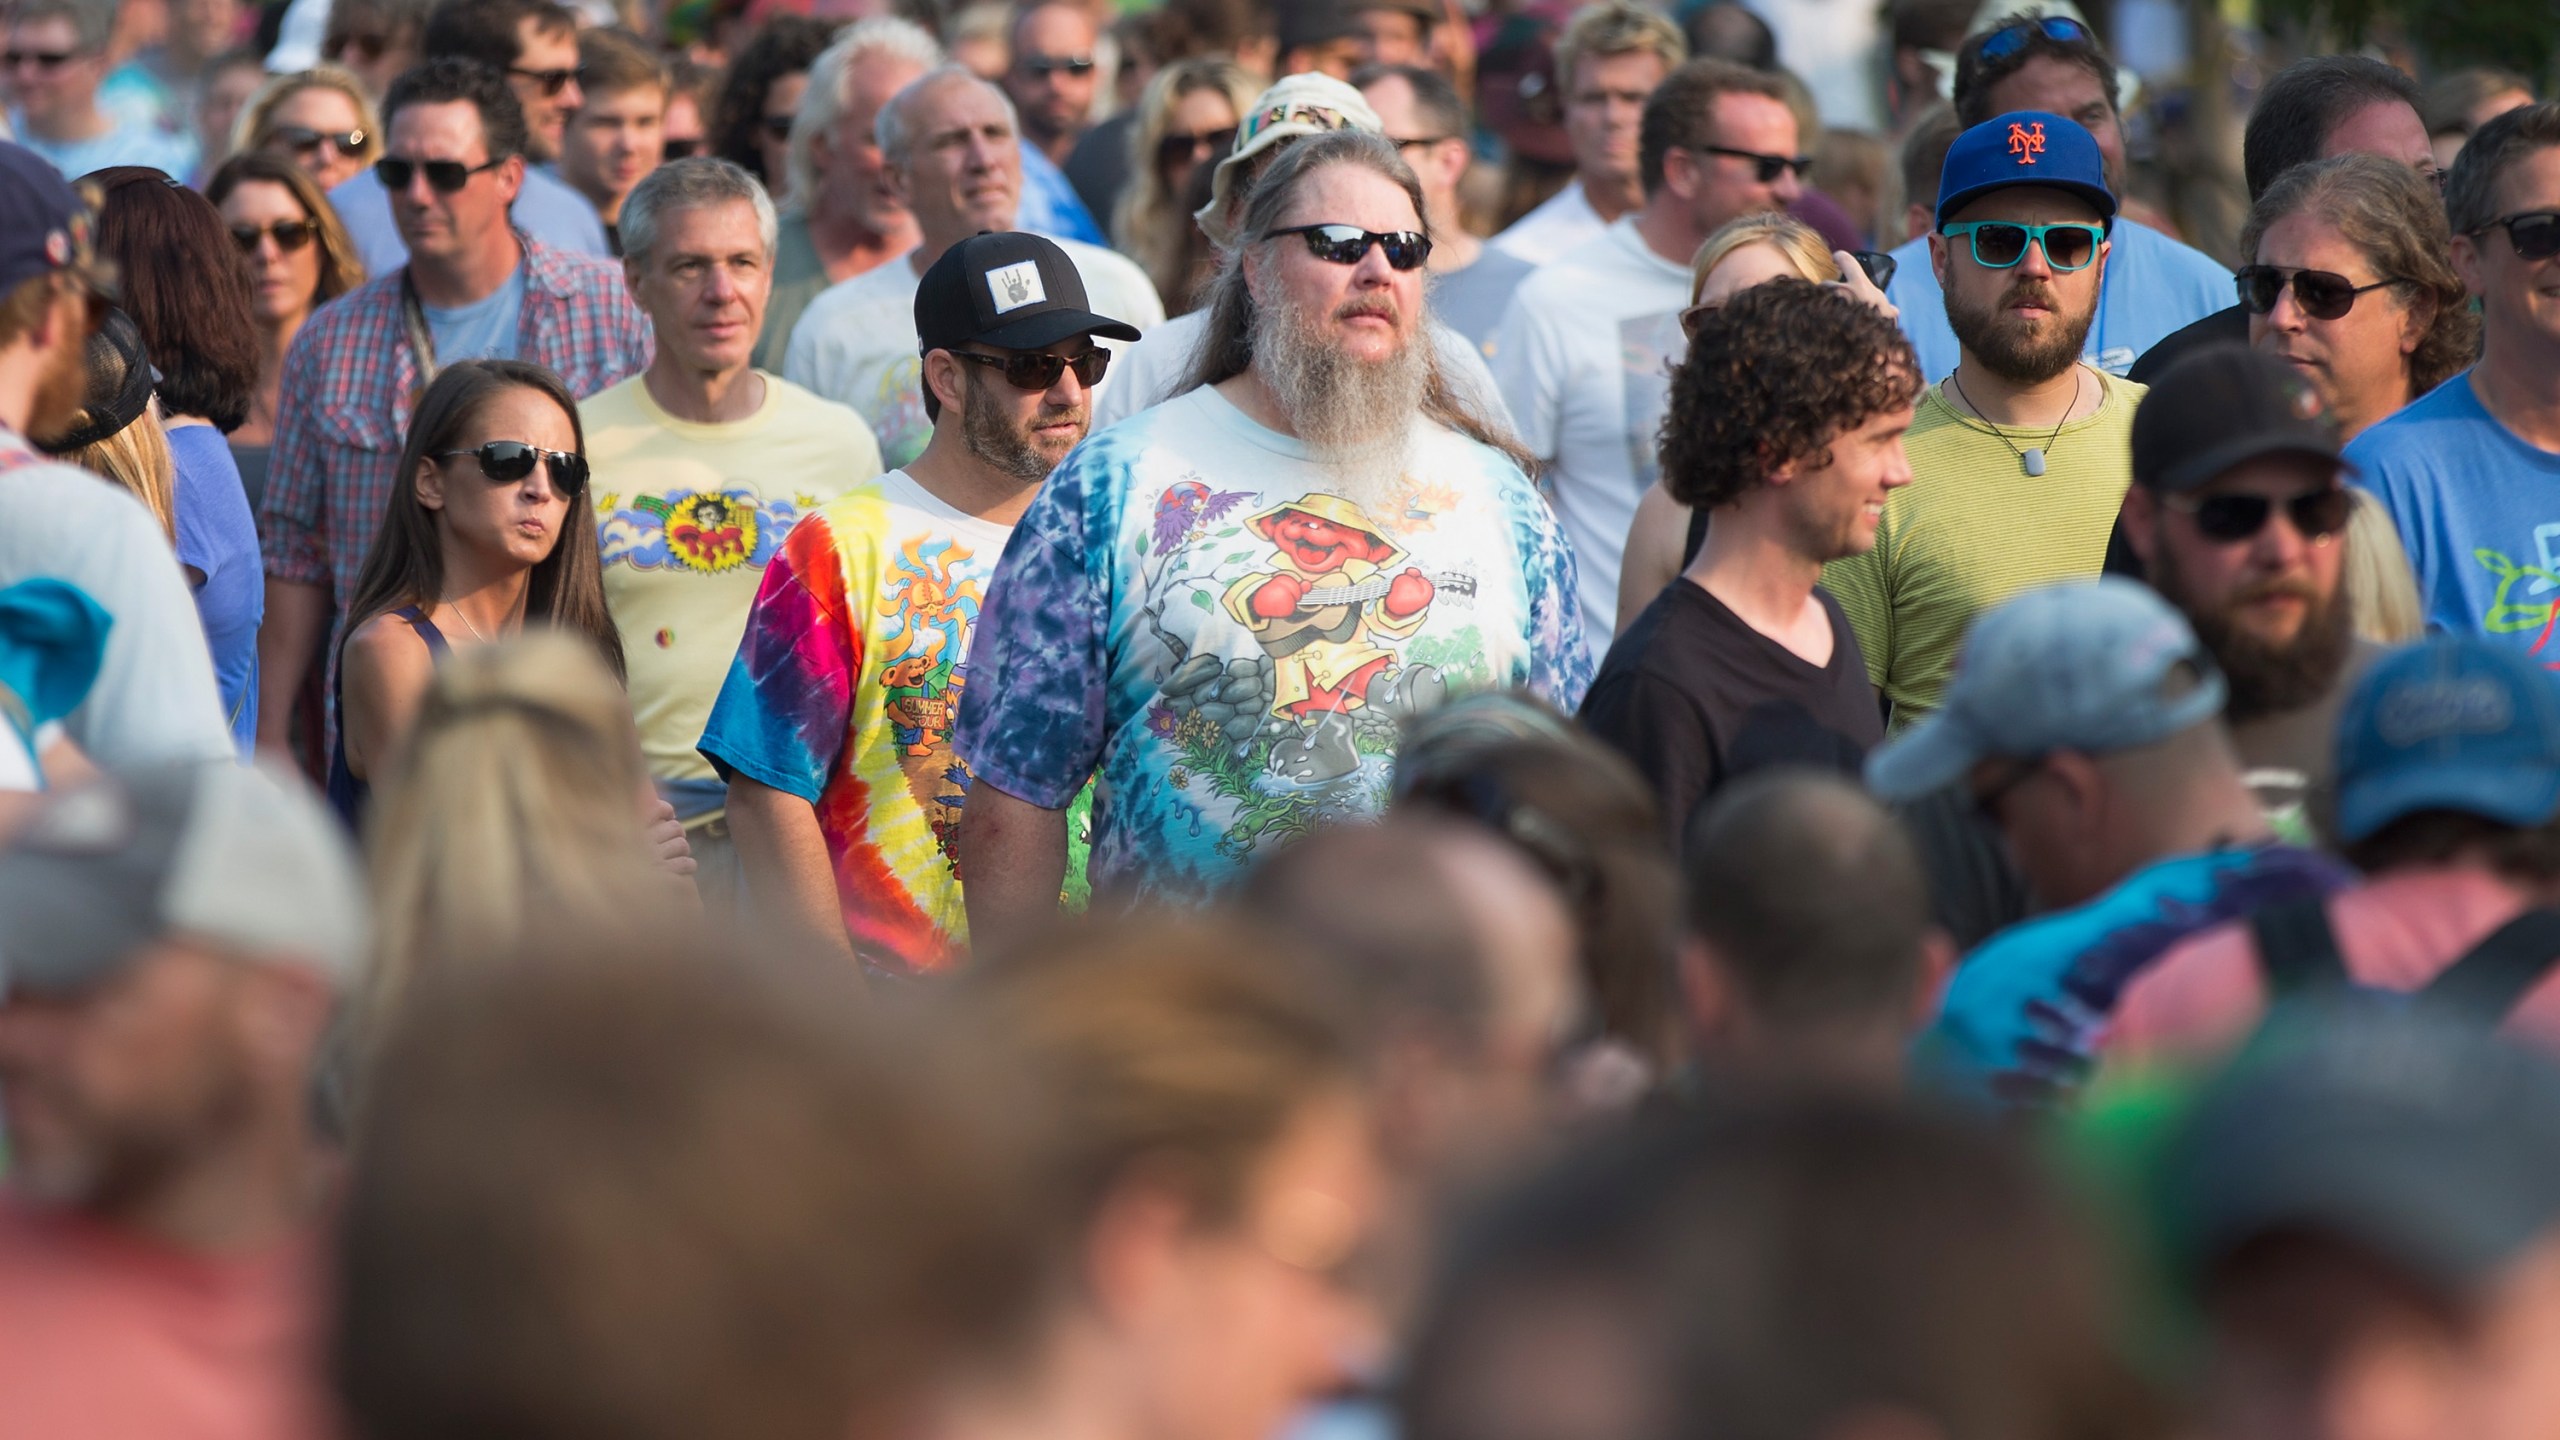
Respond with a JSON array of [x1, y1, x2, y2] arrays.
[[699, 471, 1088, 971]]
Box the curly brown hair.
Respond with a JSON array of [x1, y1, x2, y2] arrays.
[[1659, 278, 1920, 512]]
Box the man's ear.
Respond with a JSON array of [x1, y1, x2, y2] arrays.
[[2450, 231, 2485, 298], [1675, 936, 1734, 1042], [1927, 231, 1951, 288], [1906, 928, 1957, 1032], [1082, 1166, 1190, 1327], [921, 347, 967, 418], [1660, 145, 1701, 202], [2118, 484, 2160, 569], [493, 153, 527, 206]]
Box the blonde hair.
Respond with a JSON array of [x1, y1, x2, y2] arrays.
[[361, 631, 684, 1044], [2344, 488, 2423, 644], [232, 64, 384, 167], [1555, 1, 1686, 98], [71, 403, 178, 543], [1114, 57, 1259, 306], [1688, 211, 1840, 303]]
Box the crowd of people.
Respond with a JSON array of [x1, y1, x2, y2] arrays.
[[7, 0, 2560, 1436]]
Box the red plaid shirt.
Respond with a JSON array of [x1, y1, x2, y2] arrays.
[[261, 234, 652, 613]]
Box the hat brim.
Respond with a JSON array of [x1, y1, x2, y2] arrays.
[[2148, 436, 2351, 494], [1935, 179, 2117, 231], [2335, 760, 2560, 845], [1863, 710, 1990, 805], [1198, 121, 1334, 244], [973, 307, 1144, 352]]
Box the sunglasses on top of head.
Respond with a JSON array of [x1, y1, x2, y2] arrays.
[[507, 63, 583, 95], [1940, 219, 2104, 271], [438, 440, 589, 498], [1265, 223, 1433, 270], [951, 347, 1112, 390], [1976, 14, 2094, 63], [2162, 486, 2353, 543], [377, 155, 505, 193], [2235, 264, 2404, 321], [2474, 211, 2560, 261]]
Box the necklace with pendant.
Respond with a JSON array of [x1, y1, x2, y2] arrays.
[[1948, 369, 2081, 477]]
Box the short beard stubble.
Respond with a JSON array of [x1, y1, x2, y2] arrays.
[[959, 363, 1085, 483]]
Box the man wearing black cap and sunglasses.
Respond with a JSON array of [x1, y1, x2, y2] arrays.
[[2349, 102, 2560, 658], [2121, 344, 2370, 839], [701, 232, 1131, 973]]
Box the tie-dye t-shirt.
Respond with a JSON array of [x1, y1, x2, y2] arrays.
[[698, 470, 1089, 971], [953, 385, 1593, 901]]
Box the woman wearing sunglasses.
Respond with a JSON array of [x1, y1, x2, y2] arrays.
[[233, 65, 382, 191], [333, 360, 624, 824], [209, 150, 367, 515], [2238, 152, 2475, 445], [1115, 57, 1259, 310]]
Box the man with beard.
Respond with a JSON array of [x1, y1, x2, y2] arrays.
[[700, 232, 1133, 972], [0, 760, 364, 1438], [1580, 279, 1917, 850], [0, 142, 233, 773], [1825, 111, 2143, 723], [2121, 346, 2367, 840], [952, 131, 1590, 940]]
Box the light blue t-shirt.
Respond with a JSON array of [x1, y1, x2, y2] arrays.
[[1884, 215, 2232, 380], [330, 162, 610, 277], [2349, 371, 2560, 652], [5, 108, 197, 182], [422, 265, 528, 365], [166, 424, 263, 756], [1918, 844, 2350, 1111], [1017, 140, 1106, 247]]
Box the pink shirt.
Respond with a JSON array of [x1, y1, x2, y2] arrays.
[[2105, 867, 2560, 1073], [0, 1199, 333, 1440]]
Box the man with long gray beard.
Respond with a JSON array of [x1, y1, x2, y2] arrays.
[[1824, 111, 2145, 724], [954, 130, 1590, 939]]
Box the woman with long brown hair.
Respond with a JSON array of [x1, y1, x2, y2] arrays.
[[332, 359, 623, 823], [208, 150, 366, 514]]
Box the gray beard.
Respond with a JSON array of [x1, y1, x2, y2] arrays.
[[1252, 299, 1429, 511]]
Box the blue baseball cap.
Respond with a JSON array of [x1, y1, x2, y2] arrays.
[[2332, 637, 2560, 845], [0, 142, 91, 298], [1865, 578, 2224, 802], [1934, 110, 2116, 230]]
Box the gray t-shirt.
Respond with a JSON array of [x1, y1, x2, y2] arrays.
[[0, 445, 234, 768]]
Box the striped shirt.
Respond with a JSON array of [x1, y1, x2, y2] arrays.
[[261, 233, 652, 617], [1822, 369, 2144, 722]]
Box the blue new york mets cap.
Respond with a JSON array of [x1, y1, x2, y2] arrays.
[[0, 142, 92, 297], [1935, 110, 2116, 229]]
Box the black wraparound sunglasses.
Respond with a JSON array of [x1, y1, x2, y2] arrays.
[[661, 137, 704, 159], [378, 155, 504, 193], [2474, 211, 2560, 261], [1266, 223, 1432, 270], [1700, 144, 1811, 183], [232, 218, 318, 253], [507, 63, 582, 95], [439, 440, 589, 498], [269, 124, 366, 155], [2163, 487, 2353, 543], [952, 347, 1112, 390]]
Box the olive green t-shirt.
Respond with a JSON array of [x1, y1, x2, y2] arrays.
[[1824, 368, 2145, 724]]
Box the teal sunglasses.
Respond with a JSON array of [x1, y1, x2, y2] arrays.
[[1940, 220, 2106, 272]]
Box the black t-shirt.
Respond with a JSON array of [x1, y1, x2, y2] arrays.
[[1580, 579, 1884, 852]]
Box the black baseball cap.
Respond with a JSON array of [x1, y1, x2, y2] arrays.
[[2163, 1003, 2560, 1299], [914, 232, 1142, 357], [37, 307, 154, 456], [2132, 343, 2348, 494], [0, 141, 96, 298]]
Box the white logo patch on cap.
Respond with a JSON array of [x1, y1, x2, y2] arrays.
[[987, 260, 1045, 314]]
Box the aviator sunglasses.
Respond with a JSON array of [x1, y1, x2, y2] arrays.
[[438, 440, 590, 498], [270, 124, 367, 156], [231, 218, 318, 253], [2163, 487, 2353, 543], [2235, 265, 2403, 320], [1266, 223, 1433, 270], [2474, 211, 2560, 261], [1940, 219, 2104, 271], [951, 347, 1112, 390], [377, 155, 505, 193]]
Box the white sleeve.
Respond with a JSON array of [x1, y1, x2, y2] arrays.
[[2, 470, 232, 767], [1488, 282, 1565, 461], [1431, 319, 1517, 440], [782, 290, 836, 399]]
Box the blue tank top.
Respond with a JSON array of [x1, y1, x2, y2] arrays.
[[327, 605, 450, 829]]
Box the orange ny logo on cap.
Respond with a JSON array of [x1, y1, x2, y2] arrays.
[[2008, 121, 2046, 164]]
